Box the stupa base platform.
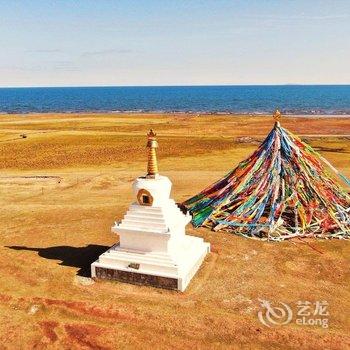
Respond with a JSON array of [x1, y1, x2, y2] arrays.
[[91, 238, 210, 291]]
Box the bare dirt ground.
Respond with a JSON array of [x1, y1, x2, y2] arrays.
[[0, 113, 349, 349]]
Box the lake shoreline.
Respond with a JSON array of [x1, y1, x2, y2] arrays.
[[1, 111, 350, 118]]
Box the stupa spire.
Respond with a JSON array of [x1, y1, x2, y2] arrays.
[[146, 129, 159, 178]]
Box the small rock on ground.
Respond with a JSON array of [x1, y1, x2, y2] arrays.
[[74, 275, 95, 286]]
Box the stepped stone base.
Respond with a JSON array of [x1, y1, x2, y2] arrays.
[[91, 237, 210, 291]]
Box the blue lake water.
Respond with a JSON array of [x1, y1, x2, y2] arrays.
[[1, 85, 350, 114]]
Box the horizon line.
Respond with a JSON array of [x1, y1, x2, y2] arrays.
[[1, 83, 350, 89]]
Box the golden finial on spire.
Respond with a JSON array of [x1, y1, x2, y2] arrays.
[[273, 109, 282, 122], [146, 129, 159, 178]]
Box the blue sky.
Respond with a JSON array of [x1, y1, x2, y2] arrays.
[[0, 0, 349, 87]]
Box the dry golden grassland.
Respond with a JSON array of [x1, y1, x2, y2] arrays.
[[0, 113, 349, 349]]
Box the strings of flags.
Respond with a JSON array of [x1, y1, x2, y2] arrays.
[[183, 111, 350, 241]]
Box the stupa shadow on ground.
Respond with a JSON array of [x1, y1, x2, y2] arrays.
[[6, 244, 109, 277]]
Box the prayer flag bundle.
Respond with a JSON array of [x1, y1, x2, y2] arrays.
[[184, 121, 350, 241]]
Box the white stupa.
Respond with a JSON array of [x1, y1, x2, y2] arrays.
[[91, 130, 210, 291]]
